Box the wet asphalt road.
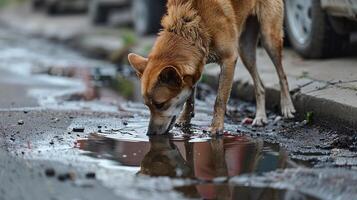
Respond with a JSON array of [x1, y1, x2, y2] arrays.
[[1, 27, 357, 200]]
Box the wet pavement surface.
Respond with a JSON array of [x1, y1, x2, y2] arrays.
[[1, 26, 357, 200]]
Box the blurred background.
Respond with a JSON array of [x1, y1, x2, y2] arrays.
[[1, 1, 357, 199]]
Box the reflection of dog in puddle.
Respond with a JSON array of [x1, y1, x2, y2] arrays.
[[78, 133, 292, 199], [139, 135, 193, 178], [138, 135, 270, 199]]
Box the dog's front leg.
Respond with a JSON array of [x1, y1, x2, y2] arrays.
[[210, 54, 238, 134], [176, 87, 196, 127]]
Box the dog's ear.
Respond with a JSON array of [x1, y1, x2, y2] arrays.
[[128, 53, 148, 77], [158, 66, 182, 88]]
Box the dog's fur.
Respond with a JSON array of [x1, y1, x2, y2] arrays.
[[128, 0, 296, 135]]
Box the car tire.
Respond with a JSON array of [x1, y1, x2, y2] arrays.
[[46, 2, 60, 15], [31, 0, 44, 10], [285, 0, 348, 58], [132, 0, 166, 35], [89, 1, 110, 25]]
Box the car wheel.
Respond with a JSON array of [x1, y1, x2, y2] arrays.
[[285, 0, 348, 58], [89, 0, 110, 25], [46, 2, 60, 15], [31, 0, 44, 10], [132, 0, 166, 35]]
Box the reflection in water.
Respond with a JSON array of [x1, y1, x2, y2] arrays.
[[77, 134, 316, 200]]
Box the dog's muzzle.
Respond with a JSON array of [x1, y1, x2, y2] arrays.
[[147, 116, 176, 135]]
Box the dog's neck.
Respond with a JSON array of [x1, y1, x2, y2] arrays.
[[161, 1, 210, 59]]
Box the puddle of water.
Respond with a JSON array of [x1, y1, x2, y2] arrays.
[[175, 184, 320, 200], [76, 132, 314, 199]]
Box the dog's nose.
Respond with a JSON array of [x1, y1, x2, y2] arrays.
[[147, 118, 161, 135]]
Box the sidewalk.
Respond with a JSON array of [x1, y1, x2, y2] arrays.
[[1, 3, 356, 129], [204, 49, 357, 129]]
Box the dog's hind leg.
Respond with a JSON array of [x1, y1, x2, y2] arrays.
[[239, 16, 267, 126], [259, 1, 296, 118]]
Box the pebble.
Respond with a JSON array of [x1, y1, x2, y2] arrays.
[[51, 118, 60, 122], [85, 172, 96, 179], [45, 168, 56, 177], [72, 127, 85, 132], [17, 120, 24, 125], [57, 172, 75, 182], [273, 116, 282, 124]]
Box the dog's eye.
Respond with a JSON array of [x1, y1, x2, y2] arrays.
[[153, 102, 165, 109]]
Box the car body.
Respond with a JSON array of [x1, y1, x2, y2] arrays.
[[285, 0, 357, 58], [31, 0, 88, 14]]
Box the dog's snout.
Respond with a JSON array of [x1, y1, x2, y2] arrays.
[[146, 115, 176, 135]]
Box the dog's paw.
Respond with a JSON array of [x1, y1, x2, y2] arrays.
[[252, 116, 268, 126], [208, 124, 224, 135], [175, 121, 189, 128], [281, 101, 296, 119]]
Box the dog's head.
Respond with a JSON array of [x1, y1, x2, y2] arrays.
[[128, 32, 203, 135]]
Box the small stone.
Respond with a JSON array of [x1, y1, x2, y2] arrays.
[[68, 172, 76, 181], [51, 118, 60, 122], [17, 120, 24, 125], [85, 172, 96, 179], [72, 127, 85, 132], [45, 168, 56, 177], [97, 125, 102, 129], [123, 122, 128, 126], [23, 111, 28, 114], [49, 140, 54, 145], [57, 172, 75, 181], [273, 116, 282, 124], [57, 174, 68, 181]]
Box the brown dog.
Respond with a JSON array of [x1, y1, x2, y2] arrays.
[[128, 0, 296, 135]]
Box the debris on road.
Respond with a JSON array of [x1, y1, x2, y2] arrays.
[[85, 172, 96, 179], [45, 168, 56, 177], [72, 127, 85, 132], [242, 117, 253, 125]]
